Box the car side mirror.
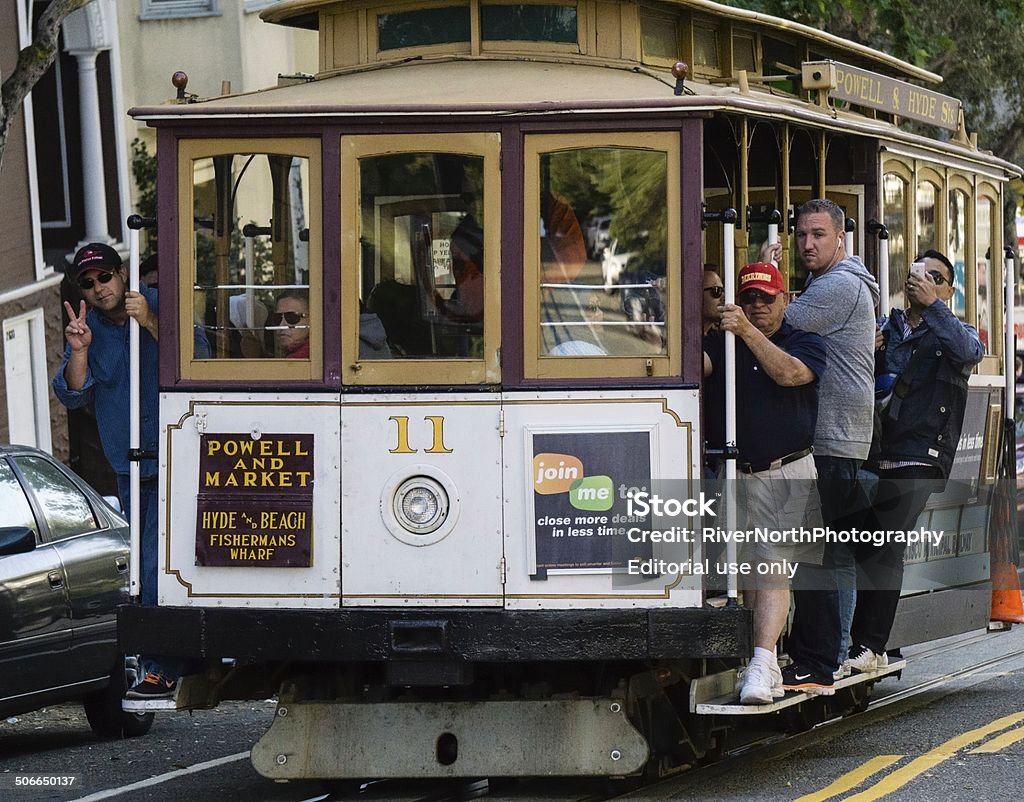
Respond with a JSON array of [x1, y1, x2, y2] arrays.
[[0, 527, 37, 556], [103, 495, 124, 513]]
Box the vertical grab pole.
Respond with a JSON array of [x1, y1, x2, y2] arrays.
[[721, 208, 739, 604], [244, 227, 256, 331], [1005, 246, 1016, 416], [767, 208, 782, 267], [868, 221, 890, 315], [127, 223, 142, 600]]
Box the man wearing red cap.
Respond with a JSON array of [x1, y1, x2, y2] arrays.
[[704, 262, 827, 704]]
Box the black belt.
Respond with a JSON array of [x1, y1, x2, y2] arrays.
[[738, 447, 813, 474]]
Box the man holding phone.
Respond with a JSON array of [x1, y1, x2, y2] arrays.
[[845, 249, 983, 672]]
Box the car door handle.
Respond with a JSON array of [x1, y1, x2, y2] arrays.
[[115, 556, 128, 573], [48, 571, 65, 590]]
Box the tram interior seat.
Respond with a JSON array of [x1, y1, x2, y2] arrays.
[[366, 279, 435, 357], [366, 279, 484, 359]]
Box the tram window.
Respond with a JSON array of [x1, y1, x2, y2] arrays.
[[948, 188, 968, 322], [693, 26, 720, 71], [640, 12, 679, 62], [480, 4, 577, 43], [976, 195, 995, 353], [377, 6, 471, 51], [916, 180, 937, 255], [180, 139, 321, 381], [340, 134, 501, 386], [733, 33, 757, 74], [883, 173, 909, 311], [523, 133, 680, 379], [355, 152, 485, 360]]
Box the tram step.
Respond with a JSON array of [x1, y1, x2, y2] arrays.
[[689, 660, 906, 715], [122, 696, 179, 712]]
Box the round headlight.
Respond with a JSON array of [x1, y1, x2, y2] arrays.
[[393, 477, 448, 534]]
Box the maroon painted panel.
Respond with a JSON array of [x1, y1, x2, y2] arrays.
[[195, 433, 314, 567]]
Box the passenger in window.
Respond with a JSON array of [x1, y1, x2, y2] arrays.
[[703, 262, 826, 705], [52, 242, 186, 699], [358, 299, 392, 360], [434, 216, 484, 326], [845, 250, 982, 674], [269, 289, 311, 359], [702, 267, 724, 335]]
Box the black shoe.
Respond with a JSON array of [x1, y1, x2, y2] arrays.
[[782, 663, 835, 696], [125, 672, 177, 699]]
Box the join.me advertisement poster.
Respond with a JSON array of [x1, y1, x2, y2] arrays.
[[531, 431, 654, 573]]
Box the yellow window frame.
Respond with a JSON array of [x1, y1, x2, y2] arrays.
[[177, 137, 323, 382], [340, 132, 502, 385], [523, 131, 681, 380]]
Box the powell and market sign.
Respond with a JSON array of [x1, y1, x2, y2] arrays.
[[811, 60, 961, 132]]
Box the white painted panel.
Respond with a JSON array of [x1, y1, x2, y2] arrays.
[[4, 310, 50, 452], [340, 393, 503, 606], [501, 389, 704, 610], [4, 318, 38, 447], [160, 393, 341, 608]]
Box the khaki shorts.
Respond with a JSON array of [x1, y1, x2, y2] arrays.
[[738, 453, 824, 565]]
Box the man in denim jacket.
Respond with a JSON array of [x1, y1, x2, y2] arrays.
[[845, 249, 983, 673]]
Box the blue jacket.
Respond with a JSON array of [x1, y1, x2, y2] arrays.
[[53, 285, 160, 479], [876, 302, 983, 479]]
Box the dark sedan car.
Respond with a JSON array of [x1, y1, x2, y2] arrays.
[[0, 445, 152, 738]]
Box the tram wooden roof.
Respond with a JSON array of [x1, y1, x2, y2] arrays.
[[259, 0, 942, 85], [127, 56, 1019, 179]]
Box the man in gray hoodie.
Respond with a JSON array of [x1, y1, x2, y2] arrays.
[[775, 199, 880, 694]]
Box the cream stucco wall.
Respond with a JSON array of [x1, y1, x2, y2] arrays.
[[116, 2, 317, 158]]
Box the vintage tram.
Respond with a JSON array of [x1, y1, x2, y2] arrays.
[[117, 0, 1021, 782]]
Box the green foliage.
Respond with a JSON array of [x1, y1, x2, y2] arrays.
[[546, 148, 667, 263], [130, 138, 157, 219], [129, 138, 158, 255], [726, 0, 1024, 166]]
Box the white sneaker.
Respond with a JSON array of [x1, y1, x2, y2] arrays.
[[846, 645, 888, 673], [739, 661, 778, 704], [769, 660, 784, 697], [833, 663, 851, 681]]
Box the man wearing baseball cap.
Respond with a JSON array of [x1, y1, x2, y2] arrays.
[[52, 242, 182, 699], [704, 262, 827, 704]]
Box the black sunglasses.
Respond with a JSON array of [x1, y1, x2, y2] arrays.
[[737, 290, 780, 306], [908, 270, 949, 286], [77, 271, 115, 290], [704, 286, 725, 299], [267, 311, 308, 327]]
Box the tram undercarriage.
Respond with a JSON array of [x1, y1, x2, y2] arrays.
[[119, 594, 987, 782]]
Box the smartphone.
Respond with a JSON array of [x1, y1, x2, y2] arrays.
[[910, 261, 927, 279]]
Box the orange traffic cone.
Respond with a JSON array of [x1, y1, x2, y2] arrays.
[[991, 562, 1024, 623]]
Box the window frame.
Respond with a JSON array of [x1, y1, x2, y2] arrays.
[[479, 0, 583, 55], [140, 0, 219, 20], [976, 180, 1003, 369], [639, 9, 681, 68], [340, 132, 502, 386], [176, 137, 323, 382], [522, 131, 681, 380], [371, 1, 473, 61], [947, 173, 973, 326]]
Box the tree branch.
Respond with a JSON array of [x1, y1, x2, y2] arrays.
[[0, 0, 94, 170]]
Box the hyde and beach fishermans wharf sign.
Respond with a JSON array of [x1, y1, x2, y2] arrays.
[[824, 61, 961, 131], [195, 433, 314, 567]]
